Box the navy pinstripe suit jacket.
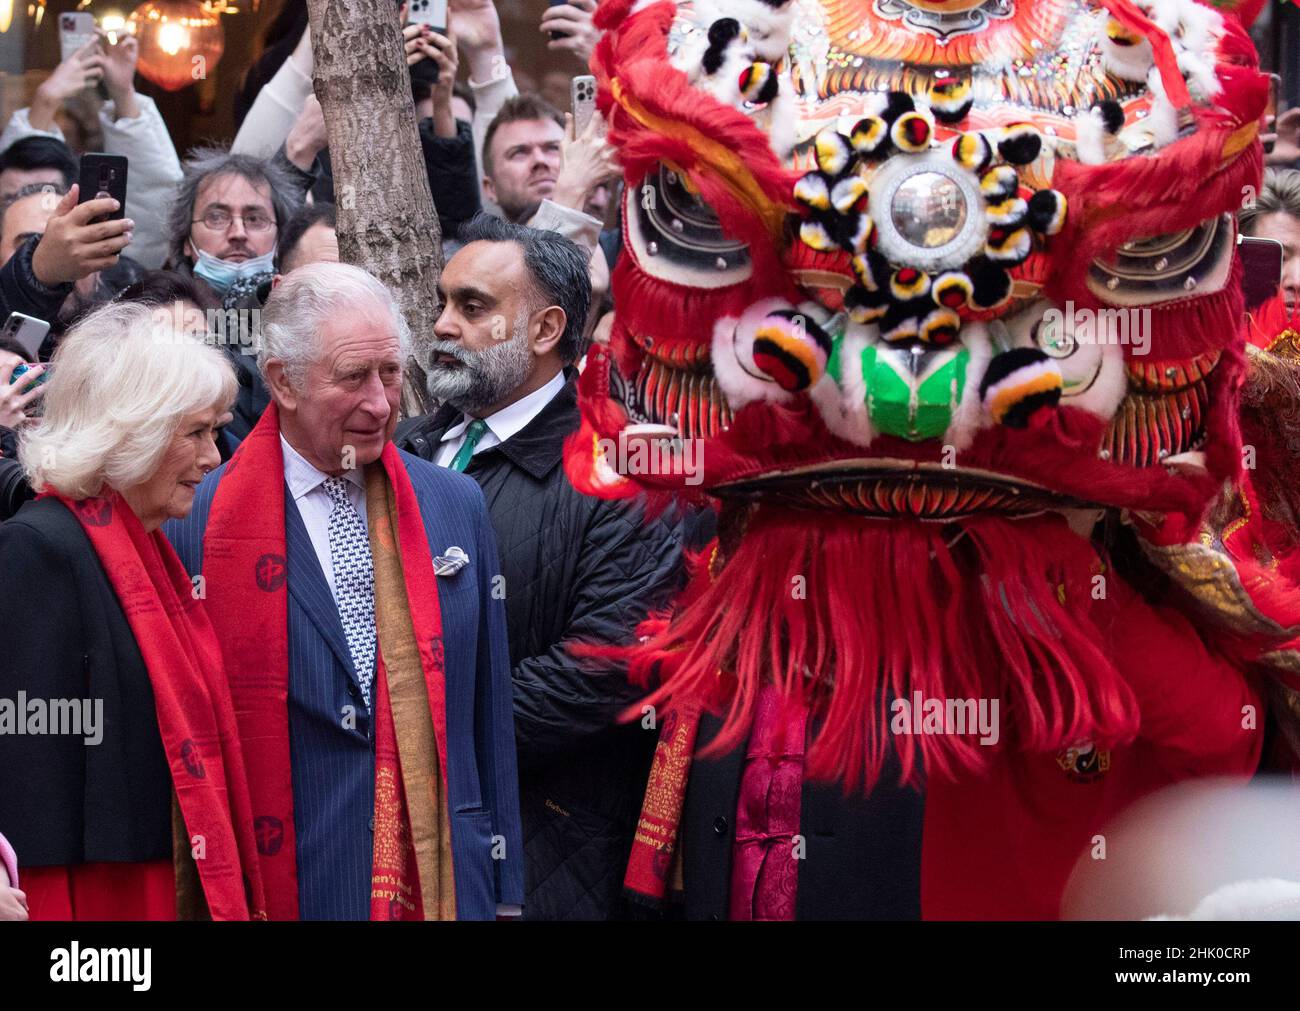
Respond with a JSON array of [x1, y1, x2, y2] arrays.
[[165, 448, 524, 920]]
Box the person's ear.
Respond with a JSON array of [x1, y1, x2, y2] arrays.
[[184, 236, 196, 261], [271, 272, 283, 289], [531, 305, 566, 357], [264, 360, 299, 411]]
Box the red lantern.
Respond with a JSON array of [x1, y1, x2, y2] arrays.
[[128, 0, 224, 92]]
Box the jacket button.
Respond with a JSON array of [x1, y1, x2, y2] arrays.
[[367, 817, 374, 832], [713, 816, 728, 835]]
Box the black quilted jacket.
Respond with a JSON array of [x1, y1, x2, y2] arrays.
[[396, 376, 686, 920]]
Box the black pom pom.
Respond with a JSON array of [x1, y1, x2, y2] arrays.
[[881, 297, 935, 331], [967, 256, 1013, 309], [881, 91, 916, 123], [1026, 189, 1068, 236], [703, 19, 742, 76], [997, 127, 1042, 166], [979, 348, 1062, 428], [1094, 100, 1124, 135], [844, 284, 889, 323], [980, 346, 1047, 394]]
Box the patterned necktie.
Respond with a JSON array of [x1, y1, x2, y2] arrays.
[[449, 418, 489, 472], [323, 476, 376, 707]]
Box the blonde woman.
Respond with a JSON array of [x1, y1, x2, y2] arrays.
[[0, 301, 266, 920]]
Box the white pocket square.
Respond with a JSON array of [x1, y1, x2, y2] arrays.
[[433, 545, 470, 577]]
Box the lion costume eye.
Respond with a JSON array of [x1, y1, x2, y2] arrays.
[[1032, 315, 1077, 361], [1003, 301, 1125, 416]]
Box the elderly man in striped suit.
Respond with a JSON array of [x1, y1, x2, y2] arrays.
[[166, 261, 523, 920]]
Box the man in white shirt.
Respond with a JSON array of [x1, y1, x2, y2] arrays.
[[396, 214, 685, 920], [167, 261, 524, 920]]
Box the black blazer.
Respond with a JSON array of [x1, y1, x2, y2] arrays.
[[680, 714, 926, 921], [397, 377, 686, 920], [0, 497, 172, 867]]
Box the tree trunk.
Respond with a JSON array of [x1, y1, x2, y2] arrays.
[[305, 0, 439, 417]]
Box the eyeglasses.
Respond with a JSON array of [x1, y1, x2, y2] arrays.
[[193, 208, 276, 233]]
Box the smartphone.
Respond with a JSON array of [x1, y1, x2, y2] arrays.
[[1265, 73, 1282, 155], [548, 0, 570, 41], [59, 12, 97, 65], [1239, 235, 1284, 311], [572, 74, 598, 136], [1, 313, 51, 363], [407, 0, 448, 34], [77, 153, 128, 224], [9, 363, 50, 396]]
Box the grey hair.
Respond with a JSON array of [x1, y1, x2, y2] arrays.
[[455, 213, 592, 364], [1240, 168, 1300, 235], [258, 261, 412, 387], [21, 301, 236, 498], [165, 146, 301, 269]]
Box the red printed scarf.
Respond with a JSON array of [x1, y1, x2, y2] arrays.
[[201, 404, 452, 920], [55, 489, 267, 920]]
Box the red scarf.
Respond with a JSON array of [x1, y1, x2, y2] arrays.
[[200, 404, 450, 920], [55, 489, 267, 920]]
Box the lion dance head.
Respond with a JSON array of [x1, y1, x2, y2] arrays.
[[566, 0, 1273, 789]]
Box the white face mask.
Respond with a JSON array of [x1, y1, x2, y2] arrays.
[[192, 246, 277, 293]]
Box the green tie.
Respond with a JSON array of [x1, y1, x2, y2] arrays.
[[449, 418, 489, 472]]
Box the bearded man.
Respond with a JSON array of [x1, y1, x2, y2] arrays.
[[396, 215, 685, 920]]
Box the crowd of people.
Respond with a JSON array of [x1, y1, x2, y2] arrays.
[[0, 0, 1298, 926]]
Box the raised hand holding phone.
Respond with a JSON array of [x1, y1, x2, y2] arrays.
[[0, 355, 48, 430], [31, 38, 106, 132], [99, 30, 141, 119], [31, 185, 134, 286], [542, 0, 600, 61]]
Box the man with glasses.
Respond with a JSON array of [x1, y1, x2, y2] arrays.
[[165, 147, 301, 437]]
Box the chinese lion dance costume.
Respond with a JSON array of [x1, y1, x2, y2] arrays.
[[565, 0, 1300, 918]]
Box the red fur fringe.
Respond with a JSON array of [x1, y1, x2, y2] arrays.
[[616, 508, 1141, 792]]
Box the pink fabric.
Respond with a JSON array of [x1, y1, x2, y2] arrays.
[[0, 832, 17, 889], [728, 685, 807, 921]]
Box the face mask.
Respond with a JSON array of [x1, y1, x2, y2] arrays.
[[192, 246, 277, 294]]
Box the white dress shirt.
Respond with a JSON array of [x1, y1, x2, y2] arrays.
[[281, 435, 367, 602], [434, 372, 567, 467], [281, 436, 521, 918]]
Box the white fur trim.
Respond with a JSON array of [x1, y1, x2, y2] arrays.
[[944, 320, 991, 452], [1143, 68, 1180, 149], [1073, 106, 1108, 166], [818, 321, 876, 448], [1100, 35, 1153, 84]]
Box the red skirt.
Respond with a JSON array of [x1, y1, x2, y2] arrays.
[[23, 861, 175, 920]]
